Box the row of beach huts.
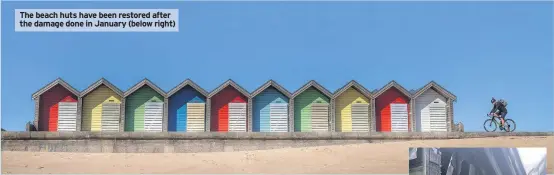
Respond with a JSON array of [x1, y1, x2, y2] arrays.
[[31, 78, 457, 132]]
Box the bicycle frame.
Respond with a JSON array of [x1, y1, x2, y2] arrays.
[[488, 115, 504, 127]]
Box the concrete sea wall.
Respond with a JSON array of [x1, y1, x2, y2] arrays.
[[2, 132, 552, 153]]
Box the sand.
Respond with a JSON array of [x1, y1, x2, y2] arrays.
[[2, 136, 553, 174]]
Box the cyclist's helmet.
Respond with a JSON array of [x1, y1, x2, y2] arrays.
[[491, 97, 496, 104]]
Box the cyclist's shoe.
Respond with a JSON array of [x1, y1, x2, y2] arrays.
[[499, 126, 505, 130]]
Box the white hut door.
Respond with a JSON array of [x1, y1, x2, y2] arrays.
[[270, 102, 288, 132], [57, 102, 78, 131], [417, 89, 447, 132], [144, 101, 163, 132], [311, 103, 329, 132], [101, 102, 120, 131], [429, 99, 447, 131], [390, 103, 409, 132], [228, 103, 247, 132], [186, 103, 205, 132], [351, 103, 370, 132]]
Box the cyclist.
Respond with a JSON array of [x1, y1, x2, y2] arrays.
[[490, 97, 509, 130]]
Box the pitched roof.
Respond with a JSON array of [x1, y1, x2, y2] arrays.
[[208, 79, 250, 98], [79, 78, 124, 98], [250, 80, 292, 99], [32, 78, 80, 100], [291, 80, 333, 99], [166, 79, 209, 98], [123, 78, 167, 98], [412, 81, 457, 101], [332, 80, 372, 99], [372, 80, 412, 99]]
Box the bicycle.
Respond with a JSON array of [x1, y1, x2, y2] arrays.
[[483, 113, 516, 132]]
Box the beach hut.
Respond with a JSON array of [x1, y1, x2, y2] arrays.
[[373, 81, 412, 132], [333, 80, 372, 132], [80, 78, 124, 132], [250, 80, 292, 132], [166, 79, 209, 132], [123, 79, 167, 132], [32, 78, 80, 131], [292, 80, 333, 132], [208, 79, 250, 132], [412, 81, 456, 132]]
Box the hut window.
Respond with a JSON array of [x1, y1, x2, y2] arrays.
[[356, 101, 362, 103], [109, 100, 114, 102], [434, 101, 439, 103]]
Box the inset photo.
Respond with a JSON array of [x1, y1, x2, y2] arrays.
[[409, 147, 547, 175]]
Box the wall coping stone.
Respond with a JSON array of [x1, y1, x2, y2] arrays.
[[2, 132, 552, 141]]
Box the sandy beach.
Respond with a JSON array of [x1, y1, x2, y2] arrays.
[[2, 136, 552, 174]]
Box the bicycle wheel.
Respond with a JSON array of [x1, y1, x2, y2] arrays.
[[504, 119, 516, 132], [483, 119, 497, 132]]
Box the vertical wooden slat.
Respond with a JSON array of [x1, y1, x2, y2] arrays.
[[206, 98, 211, 132], [34, 98, 40, 131], [447, 98, 454, 132], [76, 97, 82, 131], [163, 98, 169, 132], [289, 99, 294, 132], [120, 99, 126, 132], [370, 98, 376, 132]]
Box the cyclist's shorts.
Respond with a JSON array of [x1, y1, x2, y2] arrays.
[[496, 111, 507, 118]]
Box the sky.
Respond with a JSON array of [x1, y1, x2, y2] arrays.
[[517, 148, 546, 174], [1, 1, 553, 131]]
